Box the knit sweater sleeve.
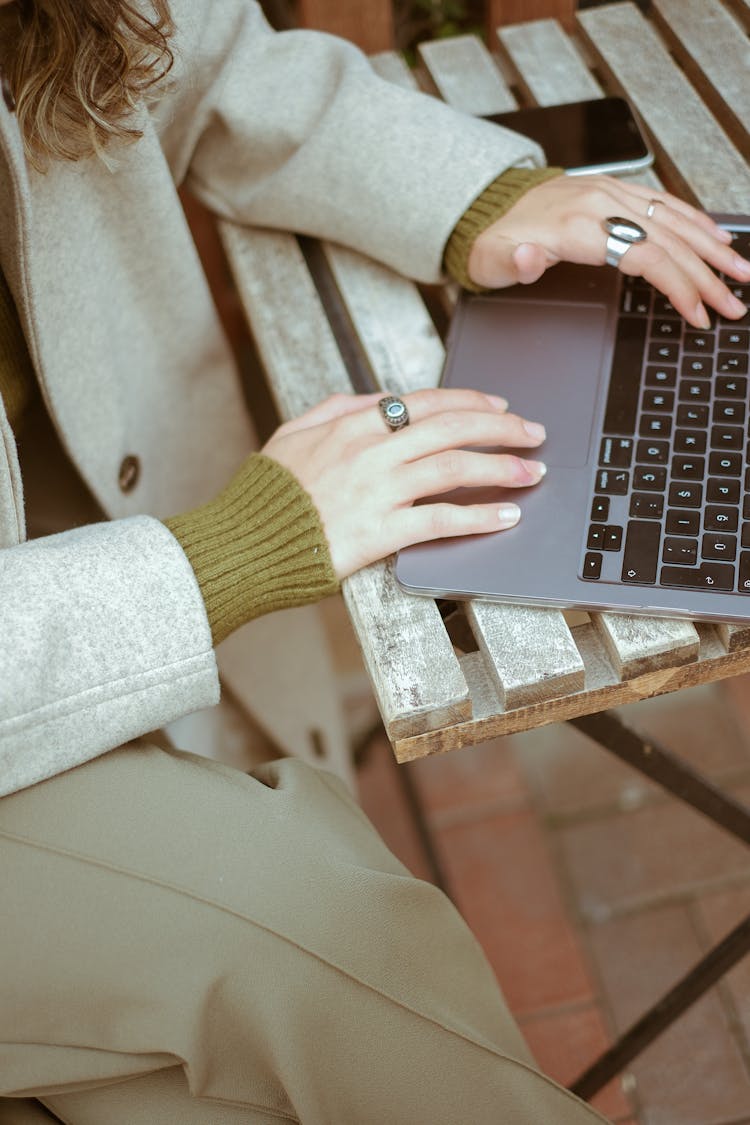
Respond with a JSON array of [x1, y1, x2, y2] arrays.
[[164, 453, 339, 645], [444, 165, 564, 291]]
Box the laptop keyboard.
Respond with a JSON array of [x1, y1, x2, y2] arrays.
[[581, 228, 750, 594]]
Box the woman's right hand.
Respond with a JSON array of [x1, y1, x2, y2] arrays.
[[261, 388, 547, 580]]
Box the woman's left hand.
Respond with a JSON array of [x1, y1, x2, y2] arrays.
[[468, 174, 750, 328]]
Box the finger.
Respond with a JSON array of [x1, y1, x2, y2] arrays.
[[383, 499, 523, 556], [610, 180, 732, 242], [618, 233, 745, 326], [651, 208, 750, 284], [395, 449, 547, 502], [277, 391, 383, 436], [380, 409, 547, 465], [512, 242, 550, 285]]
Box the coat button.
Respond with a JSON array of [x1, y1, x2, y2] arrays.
[[1, 71, 16, 113], [118, 455, 140, 493]]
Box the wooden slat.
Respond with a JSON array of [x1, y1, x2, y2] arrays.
[[592, 614, 699, 679], [392, 622, 750, 760], [344, 562, 471, 739], [723, 0, 750, 30], [370, 50, 419, 90], [418, 34, 517, 115], [322, 246, 445, 395], [497, 18, 602, 104], [219, 224, 472, 738], [576, 3, 750, 212], [716, 621, 750, 653], [651, 0, 750, 154], [466, 602, 584, 709]]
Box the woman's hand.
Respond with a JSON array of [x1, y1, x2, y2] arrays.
[[262, 389, 547, 579], [468, 174, 750, 328]]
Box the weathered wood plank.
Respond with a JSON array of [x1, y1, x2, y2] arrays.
[[370, 50, 419, 90], [392, 623, 750, 761], [219, 224, 472, 739], [321, 246, 445, 395], [418, 34, 517, 115], [576, 3, 750, 211], [497, 18, 602, 104], [592, 614, 700, 680], [716, 622, 750, 653], [723, 0, 750, 31], [466, 601, 585, 708], [343, 562, 472, 739], [652, 0, 750, 155]]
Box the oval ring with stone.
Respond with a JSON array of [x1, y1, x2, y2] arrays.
[[378, 395, 410, 432], [603, 216, 648, 268]]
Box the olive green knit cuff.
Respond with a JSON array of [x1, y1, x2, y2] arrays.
[[444, 165, 564, 292], [164, 453, 339, 646]]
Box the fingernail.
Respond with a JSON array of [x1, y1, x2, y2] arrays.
[[523, 421, 546, 441], [734, 255, 750, 276], [498, 503, 521, 528], [718, 228, 734, 243], [487, 393, 509, 410], [522, 458, 547, 479], [729, 294, 748, 316]]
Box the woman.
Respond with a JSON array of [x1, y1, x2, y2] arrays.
[[1, 2, 748, 1122]]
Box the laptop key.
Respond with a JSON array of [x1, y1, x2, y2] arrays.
[[583, 552, 603, 580], [596, 469, 629, 494], [634, 466, 667, 491], [636, 439, 669, 464], [741, 523, 750, 549], [591, 496, 610, 522], [587, 525, 605, 550], [710, 451, 742, 476], [663, 537, 698, 565], [622, 520, 661, 583], [669, 481, 703, 507], [666, 509, 700, 535], [603, 317, 648, 434], [646, 365, 677, 388], [708, 478, 740, 504], [677, 404, 709, 426], [710, 425, 743, 450], [715, 375, 747, 398], [717, 352, 748, 374], [599, 436, 633, 467], [704, 506, 738, 532], [604, 525, 624, 551], [684, 331, 715, 353], [739, 552, 750, 592], [661, 561, 734, 591], [702, 533, 737, 561], [719, 329, 748, 349], [673, 429, 706, 454], [671, 455, 705, 480]]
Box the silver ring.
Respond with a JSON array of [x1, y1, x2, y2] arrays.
[[646, 198, 661, 220], [378, 395, 410, 432], [603, 216, 648, 268]]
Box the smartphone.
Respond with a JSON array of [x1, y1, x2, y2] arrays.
[[485, 96, 653, 176]]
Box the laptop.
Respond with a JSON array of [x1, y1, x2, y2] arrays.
[[395, 215, 750, 625]]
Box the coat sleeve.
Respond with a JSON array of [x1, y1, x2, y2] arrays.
[[155, 0, 546, 284], [0, 516, 220, 796]]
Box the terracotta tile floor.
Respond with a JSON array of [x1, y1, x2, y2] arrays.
[[352, 649, 750, 1125]]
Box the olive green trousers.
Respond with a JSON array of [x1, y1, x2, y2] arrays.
[[0, 742, 608, 1124]]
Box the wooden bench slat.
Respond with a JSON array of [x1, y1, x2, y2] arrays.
[[466, 601, 585, 709], [219, 224, 471, 741], [497, 18, 602, 104], [592, 614, 700, 679], [344, 562, 472, 740], [322, 245, 445, 394], [723, 0, 750, 30], [651, 0, 750, 154], [576, 3, 750, 212], [370, 50, 419, 90], [418, 34, 517, 115]]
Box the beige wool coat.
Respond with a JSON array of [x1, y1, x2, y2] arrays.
[[0, 0, 544, 797]]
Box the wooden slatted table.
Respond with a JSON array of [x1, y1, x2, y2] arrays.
[[219, 0, 750, 1097]]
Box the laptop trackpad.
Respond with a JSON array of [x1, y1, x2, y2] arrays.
[[447, 299, 609, 468]]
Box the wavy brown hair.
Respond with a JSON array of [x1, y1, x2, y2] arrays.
[[1, 0, 174, 166]]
